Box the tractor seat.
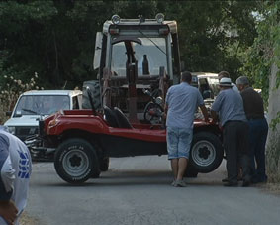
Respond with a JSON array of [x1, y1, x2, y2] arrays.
[[113, 107, 133, 129], [103, 105, 119, 128]]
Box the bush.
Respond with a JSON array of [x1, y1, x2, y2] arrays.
[[0, 72, 44, 124]]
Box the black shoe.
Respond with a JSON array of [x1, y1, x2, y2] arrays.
[[224, 182, 238, 187], [222, 177, 229, 182], [242, 180, 250, 187], [252, 176, 267, 184], [237, 177, 243, 181]]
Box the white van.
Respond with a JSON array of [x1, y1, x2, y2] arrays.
[[4, 90, 82, 140]]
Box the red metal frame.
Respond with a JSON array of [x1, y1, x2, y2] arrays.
[[45, 110, 217, 143]]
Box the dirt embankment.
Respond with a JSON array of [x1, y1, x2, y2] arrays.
[[20, 212, 40, 225]]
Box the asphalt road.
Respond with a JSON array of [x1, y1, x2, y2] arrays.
[[26, 156, 280, 225]]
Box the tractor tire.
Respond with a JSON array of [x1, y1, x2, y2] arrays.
[[184, 165, 198, 177], [91, 170, 101, 178], [54, 138, 99, 184], [190, 132, 224, 173], [82, 80, 101, 110], [100, 157, 110, 171]]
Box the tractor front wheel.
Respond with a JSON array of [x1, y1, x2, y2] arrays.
[[54, 138, 99, 184]]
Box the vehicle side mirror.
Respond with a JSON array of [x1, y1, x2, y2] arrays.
[[202, 90, 211, 99], [6, 111, 12, 117]]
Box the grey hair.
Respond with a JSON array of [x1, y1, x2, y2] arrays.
[[236, 76, 249, 85]]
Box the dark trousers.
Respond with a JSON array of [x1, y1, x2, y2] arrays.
[[248, 118, 268, 182], [223, 121, 250, 183]]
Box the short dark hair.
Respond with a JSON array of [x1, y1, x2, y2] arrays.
[[218, 71, 230, 79], [181, 71, 192, 83]]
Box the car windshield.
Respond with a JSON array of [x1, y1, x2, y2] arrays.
[[13, 95, 70, 117], [111, 37, 167, 76]]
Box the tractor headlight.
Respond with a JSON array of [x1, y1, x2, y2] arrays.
[[112, 15, 121, 25], [155, 13, 164, 23]]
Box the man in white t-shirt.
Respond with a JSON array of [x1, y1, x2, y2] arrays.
[[0, 126, 32, 225], [165, 71, 209, 187]]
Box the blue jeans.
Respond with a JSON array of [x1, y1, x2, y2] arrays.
[[166, 127, 193, 160], [248, 118, 268, 182]]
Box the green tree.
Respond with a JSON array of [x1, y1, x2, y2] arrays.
[[240, 1, 280, 182], [159, 1, 259, 81], [0, 1, 261, 88]]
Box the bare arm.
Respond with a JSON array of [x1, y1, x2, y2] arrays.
[[0, 200, 18, 225], [163, 103, 168, 120], [211, 110, 218, 124], [199, 105, 209, 122]]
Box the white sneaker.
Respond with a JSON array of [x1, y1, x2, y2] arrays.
[[174, 180, 187, 187]]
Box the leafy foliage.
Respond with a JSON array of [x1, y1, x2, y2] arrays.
[[240, 1, 280, 127], [0, 72, 43, 123], [162, 1, 258, 80], [0, 0, 261, 90]]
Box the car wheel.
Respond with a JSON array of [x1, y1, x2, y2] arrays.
[[54, 138, 99, 184], [190, 132, 223, 173]]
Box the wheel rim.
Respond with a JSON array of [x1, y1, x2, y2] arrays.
[[62, 149, 90, 177], [191, 140, 216, 167]]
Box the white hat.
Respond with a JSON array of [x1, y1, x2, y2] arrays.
[[219, 77, 233, 87]]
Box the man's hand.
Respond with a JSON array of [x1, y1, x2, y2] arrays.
[[162, 112, 167, 120], [199, 105, 209, 123], [211, 110, 218, 124], [0, 200, 18, 225]]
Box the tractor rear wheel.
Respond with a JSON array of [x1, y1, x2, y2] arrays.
[[100, 157, 110, 171], [82, 80, 101, 110]]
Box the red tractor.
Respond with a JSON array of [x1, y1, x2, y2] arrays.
[[30, 14, 224, 184]]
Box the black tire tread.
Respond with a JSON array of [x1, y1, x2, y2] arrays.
[[82, 80, 101, 110]]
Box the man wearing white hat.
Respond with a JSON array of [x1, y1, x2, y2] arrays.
[[211, 77, 251, 187]]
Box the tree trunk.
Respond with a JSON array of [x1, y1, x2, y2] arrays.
[[266, 63, 280, 182]]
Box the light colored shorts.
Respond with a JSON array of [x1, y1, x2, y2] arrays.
[[166, 127, 193, 160]]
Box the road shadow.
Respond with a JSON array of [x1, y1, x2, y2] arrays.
[[38, 168, 228, 188]]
